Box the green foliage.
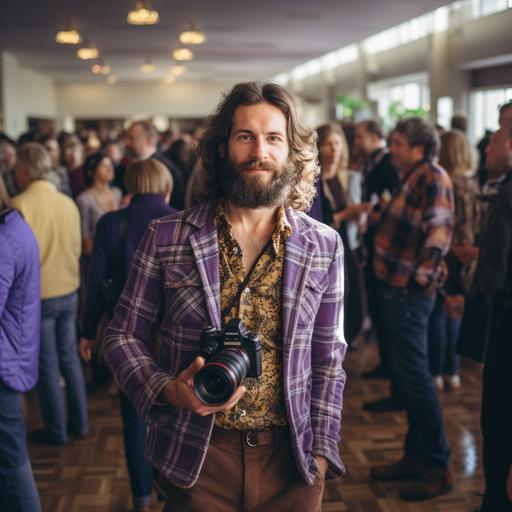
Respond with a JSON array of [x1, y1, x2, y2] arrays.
[[386, 101, 429, 130], [335, 94, 366, 119]]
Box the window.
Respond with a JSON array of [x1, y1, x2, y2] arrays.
[[470, 87, 512, 141]]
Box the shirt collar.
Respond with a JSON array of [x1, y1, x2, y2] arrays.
[[26, 179, 57, 192], [215, 201, 292, 254]]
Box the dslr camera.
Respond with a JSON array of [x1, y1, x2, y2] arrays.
[[193, 318, 262, 405]]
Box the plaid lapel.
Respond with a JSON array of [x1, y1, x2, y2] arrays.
[[187, 201, 222, 329], [282, 210, 316, 351]]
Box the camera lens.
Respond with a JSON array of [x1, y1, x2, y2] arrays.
[[193, 348, 250, 405]]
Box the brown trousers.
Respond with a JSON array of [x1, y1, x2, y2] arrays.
[[157, 427, 325, 512]]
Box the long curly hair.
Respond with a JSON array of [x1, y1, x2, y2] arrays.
[[196, 81, 319, 211]]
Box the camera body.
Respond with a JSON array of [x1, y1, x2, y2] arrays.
[[199, 319, 262, 377], [193, 319, 262, 405]]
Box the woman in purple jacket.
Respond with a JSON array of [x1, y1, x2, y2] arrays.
[[0, 176, 41, 512], [79, 158, 177, 512]]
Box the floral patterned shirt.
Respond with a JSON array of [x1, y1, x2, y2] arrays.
[[214, 203, 292, 430]]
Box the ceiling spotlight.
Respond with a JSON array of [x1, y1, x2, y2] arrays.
[[127, 1, 159, 25], [77, 43, 99, 60], [179, 23, 206, 45], [140, 58, 156, 73], [170, 64, 186, 76], [55, 25, 81, 45], [106, 74, 118, 85], [172, 45, 193, 62], [101, 64, 112, 75]]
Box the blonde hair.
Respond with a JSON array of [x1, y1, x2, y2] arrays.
[[439, 129, 476, 176], [316, 123, 349, 189], [16, 143, 52, 181], [124, 158, 173, 197]]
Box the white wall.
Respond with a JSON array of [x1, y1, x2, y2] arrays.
[[56, 80, 236, 120], [1, 52, 57, 137]]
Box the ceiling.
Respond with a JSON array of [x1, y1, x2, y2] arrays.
[[0, 0, 451, 84]]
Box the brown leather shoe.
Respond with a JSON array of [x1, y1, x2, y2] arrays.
[[399, 463, 454, 501], [370, 455, 424, 481]]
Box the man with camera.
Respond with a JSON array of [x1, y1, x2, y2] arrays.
[[104, 82, 347, 511]]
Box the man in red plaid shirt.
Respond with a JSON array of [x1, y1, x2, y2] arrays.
[[369, 117, 455, 501]]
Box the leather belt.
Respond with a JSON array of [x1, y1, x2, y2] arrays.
[[211, 426, 289, 448]]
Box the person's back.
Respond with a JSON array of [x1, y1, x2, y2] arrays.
[[0, 209, 40, 391], [0, 179, 42, 511], [80, 158, 176, 512], [12, 180, 80, 299], [11, 143, 87, 446]]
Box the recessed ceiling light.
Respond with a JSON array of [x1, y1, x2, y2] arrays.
[[127, 1, 159, 25], [173, 46, 193, 62], [179, 23, 206, 45], [55, 26, 81, 45], [77, 43, 99, 60]]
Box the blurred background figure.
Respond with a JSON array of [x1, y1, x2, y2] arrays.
[[38, 135, 72, 196], [0, 175, 41, 512], [61, 135, 86, 198], [316, 122, 372, 345], [76, 152, 122, 258], [124, 121, 185, 209], [0, 140, 18, 197], [428, 129, 481, 391], [475, 112, 512, 512], [12, 142, 88, 446], [354, 119, 399, 381], [450, 114, 468, 134], [166, 137, 197, 187], [103, 139, 128, 196], [79, 158, 175, 512]]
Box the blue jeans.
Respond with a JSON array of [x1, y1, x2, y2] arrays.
[[377, 283, 451, 465], [38, 292, 88, 442], [119, 393, 153, 508], [0, 381, 41, 512], [428, 293, 461, 376]]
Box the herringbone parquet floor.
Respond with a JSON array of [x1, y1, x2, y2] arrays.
[[25, 339, 484, 512]]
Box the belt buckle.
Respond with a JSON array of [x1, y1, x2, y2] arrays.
[[244, 431, 257, 447]]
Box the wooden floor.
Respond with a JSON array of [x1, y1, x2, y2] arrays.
[[25, 339, 484, 512]]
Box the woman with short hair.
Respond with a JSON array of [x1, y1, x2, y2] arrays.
[[79, 158, 176, 512]]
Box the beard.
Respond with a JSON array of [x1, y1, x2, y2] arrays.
[[217, 157, 297, 208]]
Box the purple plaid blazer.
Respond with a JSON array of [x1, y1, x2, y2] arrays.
[[103, 200, 347, 488]]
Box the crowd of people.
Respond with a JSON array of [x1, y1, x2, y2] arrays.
[[0, 83, 511, 512]]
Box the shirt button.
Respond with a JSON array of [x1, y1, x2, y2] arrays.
[[244, 287, 251, 294]]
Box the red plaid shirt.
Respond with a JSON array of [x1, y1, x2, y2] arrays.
[[373, 161, 454, 288]]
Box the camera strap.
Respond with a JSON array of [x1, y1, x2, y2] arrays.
[[221, 237, 274, 322]]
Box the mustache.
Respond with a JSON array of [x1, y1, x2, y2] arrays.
[[236, 159, 279, 173]]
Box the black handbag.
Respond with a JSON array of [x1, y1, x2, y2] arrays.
[[101, 209, 129, 319], [457, 293, 493, 363]]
